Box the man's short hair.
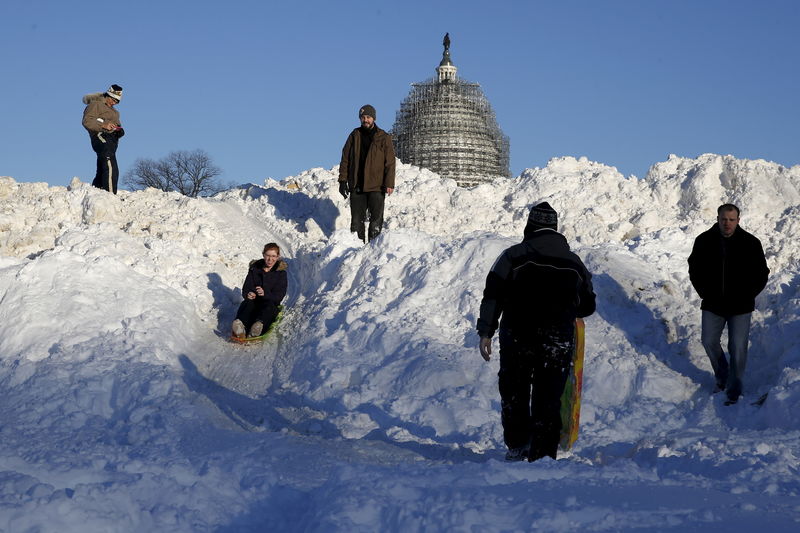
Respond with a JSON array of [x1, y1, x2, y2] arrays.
[[717, 203, 740, 217]]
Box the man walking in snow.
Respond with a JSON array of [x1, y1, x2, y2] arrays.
[[688, 203, 769, 405], [82, 84, 125, 194], [477, 202, 596, 462], [338, 104, 396, 242]]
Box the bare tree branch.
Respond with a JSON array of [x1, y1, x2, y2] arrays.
[[124, 150, 225, 197]]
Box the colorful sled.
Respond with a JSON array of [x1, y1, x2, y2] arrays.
[[229, 306, 284, 344], [558, 318, 586, 451]]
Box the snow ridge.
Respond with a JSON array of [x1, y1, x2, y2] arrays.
[[1, 154, 799, 531]]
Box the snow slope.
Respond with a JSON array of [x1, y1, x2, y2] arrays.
[[1, 153, 799, 532]]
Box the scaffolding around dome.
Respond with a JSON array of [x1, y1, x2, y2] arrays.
[[391, 34, 510, 188]]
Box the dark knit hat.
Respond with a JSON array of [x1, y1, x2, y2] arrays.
[[359, 104, 376, 120], [105, 84, 123, 102], [527, 202, 558, 230]]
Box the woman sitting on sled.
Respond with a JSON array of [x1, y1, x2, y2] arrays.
[[232, 242, 287, 339]]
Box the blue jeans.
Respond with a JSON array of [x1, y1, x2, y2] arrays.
[[701, 310, 751, 401]]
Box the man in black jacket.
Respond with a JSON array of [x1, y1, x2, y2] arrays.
[[688, 204, 769, 405], [477, 202, 596, 462]]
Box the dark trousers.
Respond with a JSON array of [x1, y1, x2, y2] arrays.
[[498, 323, 575, 461], [90, 133, 119, 194], [235, 298, 279, 331], [349, 190, 385, 242]]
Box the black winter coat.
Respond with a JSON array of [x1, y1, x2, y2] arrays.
[[242, 259, 288, 306], [688, 224, 769, 316], [477, 228, 596, 338]]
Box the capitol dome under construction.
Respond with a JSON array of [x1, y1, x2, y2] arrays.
[[391, 34, 510, 188]]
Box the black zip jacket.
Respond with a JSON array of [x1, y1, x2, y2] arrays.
[[688, 224, 769, 316], [477, 228, 596, 338]]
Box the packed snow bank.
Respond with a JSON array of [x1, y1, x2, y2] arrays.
[[1, 153, 799, 531]]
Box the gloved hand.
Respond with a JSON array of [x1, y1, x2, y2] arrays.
[[339, 181, 350, 199], [114, 127, 125, 138]]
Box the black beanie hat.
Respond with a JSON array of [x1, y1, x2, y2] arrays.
[[359, 104, 376, 120], [527, 202, 558, 230]]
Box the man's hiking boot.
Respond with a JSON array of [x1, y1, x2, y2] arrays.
[[232, 319, 246, 339]]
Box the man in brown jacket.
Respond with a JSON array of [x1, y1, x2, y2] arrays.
[[338, 104, 396, 242], [82, 84, 124, 194]]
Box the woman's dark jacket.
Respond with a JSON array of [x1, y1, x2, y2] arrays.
[[688, 224, 769, 316], [242, 259, 288, 306]]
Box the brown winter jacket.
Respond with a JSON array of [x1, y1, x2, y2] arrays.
[[82, 93, 121, 137], [338, 126, 396, 193]]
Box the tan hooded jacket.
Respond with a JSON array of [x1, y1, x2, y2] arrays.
[[338, 126, 396, 193], [82, 93, 121, 137]]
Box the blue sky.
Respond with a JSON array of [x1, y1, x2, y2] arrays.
[[1, 0, 798, 188]]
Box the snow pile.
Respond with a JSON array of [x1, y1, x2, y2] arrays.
[[1, 153, 799, 531]]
